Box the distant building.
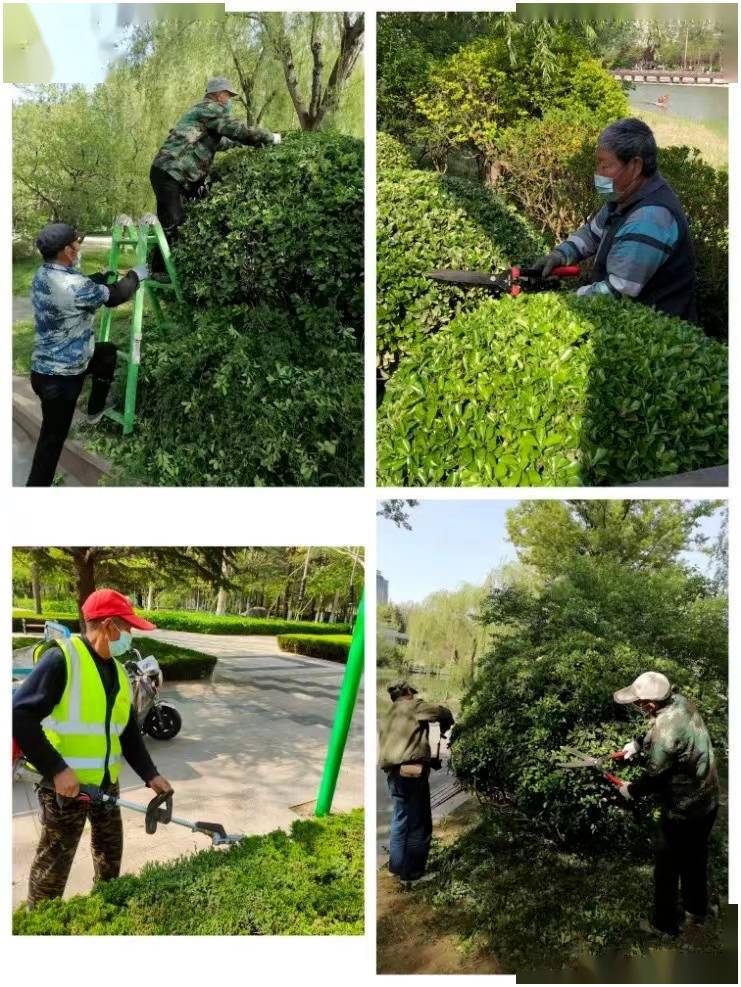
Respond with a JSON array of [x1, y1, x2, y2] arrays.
[[377, 570, 389, 605]]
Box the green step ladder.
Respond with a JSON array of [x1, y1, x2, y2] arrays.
[[97, 214, 183, 435]]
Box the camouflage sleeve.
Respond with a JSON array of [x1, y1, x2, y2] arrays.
[[203, 103, 273, 147], [414, 701, 455, 733]]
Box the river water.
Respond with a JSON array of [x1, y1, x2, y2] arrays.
[[628, 82, 728, 132]]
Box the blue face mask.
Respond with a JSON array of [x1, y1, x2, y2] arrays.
[[108, 625, 132, 657], [594, 174, 616, 199]]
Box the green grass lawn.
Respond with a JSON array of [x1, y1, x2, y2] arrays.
[[636, 107, 728, 168]]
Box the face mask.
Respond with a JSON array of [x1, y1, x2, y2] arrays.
[[594, 174, 616, 199], [108, 625, 132, 657], [225, 98, 232, 112]]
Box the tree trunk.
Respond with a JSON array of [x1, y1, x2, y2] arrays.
[[215, 550, 229, 616], [31, 552, 43, 614], [146, 583, 155, 610], [72, 549, 97, 631]]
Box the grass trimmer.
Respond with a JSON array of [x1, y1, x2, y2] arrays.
[[426, 263, 581, 298], [57, 785, 244, 847]]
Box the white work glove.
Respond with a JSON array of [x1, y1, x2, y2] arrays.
[[616, 781, 633, 801], [272, 133, 282, 145], [132, 264, 150, 281], [621, 740, 640, 761]]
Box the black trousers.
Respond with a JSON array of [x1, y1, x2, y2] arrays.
[[26, 342, 117, 487], [386, 769, 433, 881], [654, 806, 717, 934], [149, 164, 194, 273]]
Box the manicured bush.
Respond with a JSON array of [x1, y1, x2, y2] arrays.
[[277, 633, 352, 663], [89, 303, 363, 486], [175, 131, 364, 330], [377, 292, 727, 486], [377, 168, 544, 371], [132, 638, 217, 681], [12, 608, 351, 637], [377, 132, 416, 171], [13, 810, 364, 935]]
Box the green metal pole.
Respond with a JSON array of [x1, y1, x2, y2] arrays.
[[315, 590, 365, 817]]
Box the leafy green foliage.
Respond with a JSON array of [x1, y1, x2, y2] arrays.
[[12, 608, 350, 637], [376, 168, 544, 371], [129, 638, 217, 680], [376, 132, 416, 171], [89, 303, 363, 487], [13, 810, 364, 935], [277, 633, 351, 662], [377, 293, 727, 486], [451, 536, 727, 848], [175, 132, 363, 329]]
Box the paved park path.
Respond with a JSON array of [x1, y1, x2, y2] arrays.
[[13, 631, 364, 906]]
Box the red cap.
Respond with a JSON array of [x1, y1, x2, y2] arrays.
[[81, 589, 157, 630]]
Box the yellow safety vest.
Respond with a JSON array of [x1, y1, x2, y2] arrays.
[[32, 635, 132, 785]]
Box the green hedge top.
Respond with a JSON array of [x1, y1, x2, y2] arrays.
[[175, 131, 364, 329], [377, 132, 416, 171], [377, 167, 545, 372], [12, 608, 351, 637], [377, 292, 728, 487], [277, 633, 352, 663], [13, 810, 364, 935]]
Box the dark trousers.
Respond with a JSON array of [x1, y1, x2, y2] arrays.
[[28, 783, 123, 904], [387, 769, 433, 881], [26, 342, 117, 487], [149, 164, 189, 273], [654, 807, 717, 933]]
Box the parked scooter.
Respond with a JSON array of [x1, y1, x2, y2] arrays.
[[126, 649, 182, 740]]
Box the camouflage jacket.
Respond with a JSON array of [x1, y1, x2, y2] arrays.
[[637, 693, 720, 819], [31, 263, 109, 375], [378, 696, 454, 771], [152, 98, 273, 185]]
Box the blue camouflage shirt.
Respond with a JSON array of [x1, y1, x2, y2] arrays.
[[31, 263, 110, 375]]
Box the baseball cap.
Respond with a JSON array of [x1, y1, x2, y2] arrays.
[[36, 223, 85, 259], [206, 76, 238, 95], [613, 671, 671, 705], [388, 681, 418, 701], [82, 589, 157, 630]]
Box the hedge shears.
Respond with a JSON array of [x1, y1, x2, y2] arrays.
[[554, 746, 626, 792], [426, 263, 581, 298], [55, 785, 244, 847]]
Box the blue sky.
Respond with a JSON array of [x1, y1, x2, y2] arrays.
[[27, 3, 124, 84], [377, 500, 724, 603]]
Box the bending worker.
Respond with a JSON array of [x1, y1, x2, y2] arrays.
[[379, 681, 454, 885], [149, 76, 280, 275], [610, 671, 719, 937], [532, 117, 697, 323], [13, 589, 172, 906], [26, 223, 149, 487]]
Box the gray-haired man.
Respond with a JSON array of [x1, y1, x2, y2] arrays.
[[532, 117, 697, 323]]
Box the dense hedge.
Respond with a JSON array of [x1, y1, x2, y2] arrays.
[[377, 293, 727, 486], [175, 131, 364, 329], [13, 608, 351, 637], [277, 633, 352, 663], [13, 810, 364, 935], [376, 167, 544, 372], [377, 132, 416, 171]]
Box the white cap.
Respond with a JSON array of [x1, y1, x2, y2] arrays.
[[613, 671, 671, 705]]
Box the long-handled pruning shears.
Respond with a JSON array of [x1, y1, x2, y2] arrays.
[[554, 746, 626, 790], [425, 263, 582, 298]]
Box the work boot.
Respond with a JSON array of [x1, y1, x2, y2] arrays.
[[400, 872, 437, 890], [85, 395, 116, 425], [639, 917, 680, 938], [685, 903, 720, 926]]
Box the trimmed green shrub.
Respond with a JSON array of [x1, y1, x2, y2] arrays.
[[377, 132, 416, 171], [377, 293, 727, 486], [13, 810, 364, 935], [277, 633, 352, 663], [175, 131, 364, 329], [132, 638, 216, 681], [12, 608, 351, 637], [88, 303, 363, 487], [376, 168, 545, 371]]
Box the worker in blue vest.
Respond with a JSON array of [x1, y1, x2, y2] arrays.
[[13, 589, 172, 906], [532, 118, 698, 324]]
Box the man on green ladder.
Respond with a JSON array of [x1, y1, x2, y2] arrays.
[[149, 76, 281, 277], [26, 223, 149, 486]]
